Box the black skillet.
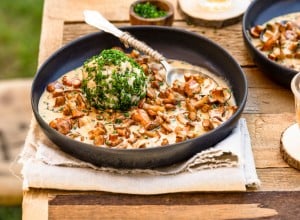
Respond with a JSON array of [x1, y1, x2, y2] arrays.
[[31, 26, 247, 169]]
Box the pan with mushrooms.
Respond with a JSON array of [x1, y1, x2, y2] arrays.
[[249, 12, 300, 71], [39, 48, 237, 149], [242, 0, 300, 88], [32, 27, 247, 168]]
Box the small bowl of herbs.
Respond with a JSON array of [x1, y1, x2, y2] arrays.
[[130, 0, 174, 26]]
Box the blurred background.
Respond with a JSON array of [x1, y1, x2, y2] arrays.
[[0, 0, 42, 79], [0, 0, 43, 219]]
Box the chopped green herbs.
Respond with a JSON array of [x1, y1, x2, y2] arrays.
[[81, 49, 147, 111], [134, 2, 167, 18], [115, 118, 123, 124]]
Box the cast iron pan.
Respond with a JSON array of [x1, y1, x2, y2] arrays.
[[32, 26, 247, 169], [242, 0, 300, 88]]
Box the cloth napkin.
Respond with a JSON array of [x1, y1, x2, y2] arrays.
[[18, 118, 260, 194]]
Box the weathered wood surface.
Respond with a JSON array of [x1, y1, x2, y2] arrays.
[[23, 0, 300, 219], [23, 189, 300, 220], [47, 191, 300, 220]]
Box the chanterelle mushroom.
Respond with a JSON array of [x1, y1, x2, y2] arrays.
[[209, 87, 231, 103]]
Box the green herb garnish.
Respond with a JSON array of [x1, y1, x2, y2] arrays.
[[134, 2, 167, 18], [115, 118, 123, 124]]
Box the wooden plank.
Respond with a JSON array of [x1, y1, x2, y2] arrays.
[[48, 191, 300, 206], [38, 0, 64, 65], [243, 67, 283, 89], [23, 189, 51, 220], [257, 168, 300, 191], [49, 204, 278, 219], [244, 88, 293, 114], [47, 191, 300, 219], [244, 113, 295, 168]]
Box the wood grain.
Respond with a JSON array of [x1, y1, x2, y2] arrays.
[[257, 168, 300, 191], [243, 113, 295, 168], [47, 191, 300, 220], [44, 0, 181, 22], [49, 204, 278, 220]]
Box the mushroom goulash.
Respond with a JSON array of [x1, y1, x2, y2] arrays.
[[39, 48, 237, 149], [250, 12, 300, 71]]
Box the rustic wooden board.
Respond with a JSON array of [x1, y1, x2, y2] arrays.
[[47, 191, 300, 219], [257, 167, 300, 191], [45, 0, 182, 22], [244, 113, 295, 168]]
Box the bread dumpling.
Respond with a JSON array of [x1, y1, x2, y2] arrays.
[[81, 49, 147, 110]]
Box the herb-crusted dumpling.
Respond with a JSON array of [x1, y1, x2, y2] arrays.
[[81, 49, 147, 110]]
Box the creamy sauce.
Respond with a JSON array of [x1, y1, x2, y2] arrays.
[[39, 53, 236, 149], [251, 12, 300, 71], [169, 60, 230, 89]]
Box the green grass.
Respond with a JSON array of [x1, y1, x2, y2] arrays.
[[0, 206, 21, 220], [0, 0, 43, 79]]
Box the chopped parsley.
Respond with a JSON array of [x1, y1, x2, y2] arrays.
[[134, 2, 167, 18], [115, 118, 123, 124]]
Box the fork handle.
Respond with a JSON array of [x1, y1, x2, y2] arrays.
[[120, 32, 164, 61], [84, 10, 165, 61]]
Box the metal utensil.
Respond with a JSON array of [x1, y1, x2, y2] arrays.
[[83, 10, 218, 86]]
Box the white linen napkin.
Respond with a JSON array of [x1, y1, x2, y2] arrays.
[[19, 118, 260, 194]]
